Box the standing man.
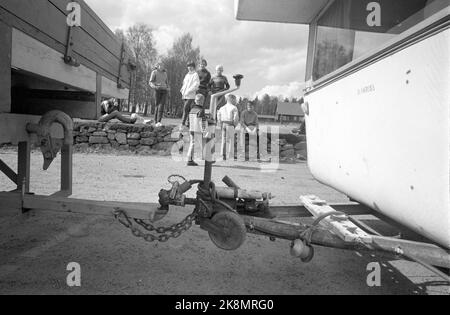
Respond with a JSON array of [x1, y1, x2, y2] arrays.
[[209, 65, 230, 112], [241, 101, 260, 161], [218, 94, 239, 161], [149, 61, 169, 126], [186, 94, 209, 166], [180, 62, 200, 128], [197, 59, 211, 107]]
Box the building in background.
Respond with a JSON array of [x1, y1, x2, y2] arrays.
[[276, 102, 304, 123]]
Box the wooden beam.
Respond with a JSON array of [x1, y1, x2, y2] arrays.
[[0, 19, 11, 113], [0, 113, 64, 145], [11, 28, 97, 93], [0, 192, 167, 221], [300, 195, 372, 243], [11, 88, 97, 119], [96, 73, 102, 119], [17, 141, 31, 192], [242, 215, 357, 250], [60, 144, 72, 195], [102, 76, 129, 100], [0, 1, 131, 85], [271, 203, 374, 218], [0, 159, 18, 185]]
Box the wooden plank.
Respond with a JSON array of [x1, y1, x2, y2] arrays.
[[11, 87, 98, 119], [0, 19, 11, 113], [0, 113, 64, 145], [102, 76, 129, 99], [0, 7, 127, 87], [0, 1, 131, 85], [11, 28, 129, 100], [17, 141, 30, 192], [0, 159, 18, 184], [300, 195, 372, 243], [11, 28, 97, 92], [96, 73, 102, 119], [60, 144, 72, 194], [27, 194, 160, 221], [49, 0, 127, 58], [242, 215, 358, 250], [0, 191, 173, 221], [0, 0, 122, 77], [271, 203, 374, 218], [371, 235, 450, 269]]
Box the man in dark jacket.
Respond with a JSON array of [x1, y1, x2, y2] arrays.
[[197, 59, 211, 108], [208, 65, 230, 111]]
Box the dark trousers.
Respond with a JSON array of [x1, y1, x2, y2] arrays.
[[244, 130, 260, 160], [182, 99, 195, 126], [197, 89, 210, 109], [155, 90, 167, 123]]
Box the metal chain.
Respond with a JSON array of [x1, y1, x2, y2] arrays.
[[114, 208, 199, 243]]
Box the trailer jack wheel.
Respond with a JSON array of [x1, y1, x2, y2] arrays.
[[208, 211, 247, 251]]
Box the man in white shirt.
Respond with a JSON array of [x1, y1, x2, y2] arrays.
[[180, 62, 200, 128], [217, 93, 239, 161]]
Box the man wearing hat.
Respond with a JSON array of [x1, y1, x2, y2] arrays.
[[180, 62, 200, 128]]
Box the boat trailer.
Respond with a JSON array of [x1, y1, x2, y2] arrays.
[[0, 80, 449, 281]]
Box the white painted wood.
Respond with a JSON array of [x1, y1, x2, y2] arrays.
[[101, 76, 129, 99], [300, 195, 372, 243], [305, 29, 450, 248], [0, 113, 64, 145], [11, 28, 96, 92]]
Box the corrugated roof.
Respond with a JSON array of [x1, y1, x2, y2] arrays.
[[276, 102, 305, 117]]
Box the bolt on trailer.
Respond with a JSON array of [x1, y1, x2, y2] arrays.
[[0, 0, 449, 280]]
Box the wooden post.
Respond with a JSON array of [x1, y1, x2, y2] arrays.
[[60, 144, 73, 196], [0, 20, 11, 113], [17, 141, 31, 193], [95, 73, 102, 119]]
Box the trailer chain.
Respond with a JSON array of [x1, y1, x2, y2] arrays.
[[114, 208, 199, 243]]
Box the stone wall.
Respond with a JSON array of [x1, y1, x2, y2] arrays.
[[277, 136, 307, 162], [73, 120, 178, 156], [72, 120, 307, 162]]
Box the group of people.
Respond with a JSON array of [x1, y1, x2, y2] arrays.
[[149, 59, 231, 128], [106, 59, 261, 166], [185, 92, 262, 166]]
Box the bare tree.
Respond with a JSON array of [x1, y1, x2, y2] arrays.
[[116, 24, 157, 115], [162, 33, 201, 117]]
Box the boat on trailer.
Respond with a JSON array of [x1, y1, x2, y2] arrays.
[[236, 0, 450, 250], [0, 0, 448, 280]]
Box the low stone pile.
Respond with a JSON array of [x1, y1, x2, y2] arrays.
[[73, 120, 178, 156], [277, 134, 307, 162], [70, 120, 307, 162]]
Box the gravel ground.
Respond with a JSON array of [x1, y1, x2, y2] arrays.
[[0, 149, 448, 295]]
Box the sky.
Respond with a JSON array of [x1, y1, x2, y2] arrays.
[[84, 0, 310, 99]]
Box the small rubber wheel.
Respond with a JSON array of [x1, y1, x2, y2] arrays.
[[208, 211, 246, 250]]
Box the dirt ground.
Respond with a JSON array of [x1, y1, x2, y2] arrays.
[[0, 149, 448, 295]]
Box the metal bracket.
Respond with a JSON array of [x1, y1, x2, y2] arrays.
[[117, 42, 125, 89], [63, 22, 80, 67]]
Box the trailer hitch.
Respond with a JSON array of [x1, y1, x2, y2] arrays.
[[26, 110, 73, 170]]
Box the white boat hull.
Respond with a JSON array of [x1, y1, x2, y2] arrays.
[[305, 29, 450, 248]]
